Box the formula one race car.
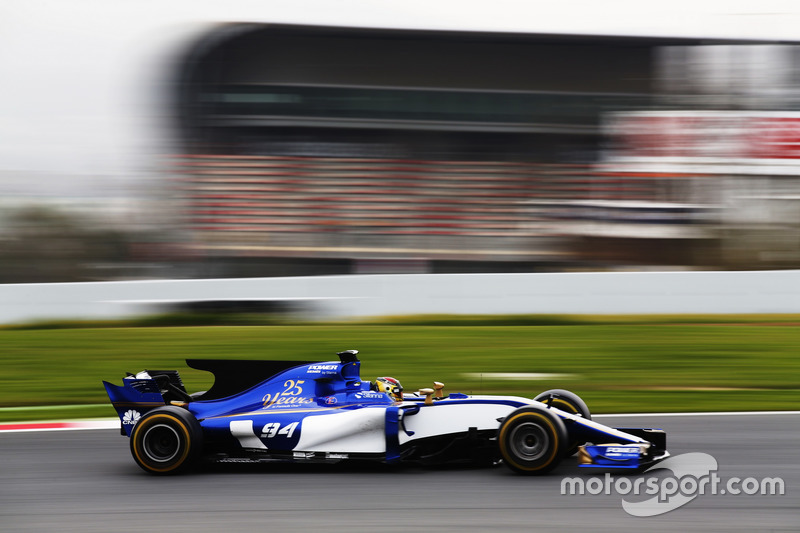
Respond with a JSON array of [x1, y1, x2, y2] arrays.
[[103, 350, 668, 475]]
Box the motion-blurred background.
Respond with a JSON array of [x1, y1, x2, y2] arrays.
[[7, 1, 800, 283], [3, 0, 800, 423]]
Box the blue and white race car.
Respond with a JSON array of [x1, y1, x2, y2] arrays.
[[103, 350, 668, 475]]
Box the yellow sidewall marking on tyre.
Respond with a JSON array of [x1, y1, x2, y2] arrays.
[[550, 399, 583, 451], [550, 399, 578, 414], [499, 412, 560, 472], [132, 414, 192, 473]]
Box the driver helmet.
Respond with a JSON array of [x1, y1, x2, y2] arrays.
[[375, 376, 403, 402]]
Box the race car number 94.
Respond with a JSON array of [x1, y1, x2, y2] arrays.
[[261, 421, 299, 439]]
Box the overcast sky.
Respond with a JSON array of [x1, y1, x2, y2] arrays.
[[2, 0, 800, 198]]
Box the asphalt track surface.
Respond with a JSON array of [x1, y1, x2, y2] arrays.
[[2, 413, 798, 533]]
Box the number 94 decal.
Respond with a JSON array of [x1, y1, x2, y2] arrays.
[[228, 419, 302, 450], [260, 421, 299, 439]]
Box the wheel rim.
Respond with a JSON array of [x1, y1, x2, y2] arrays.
[[509, 422, 549, 460], [142, 424, 181, 463]]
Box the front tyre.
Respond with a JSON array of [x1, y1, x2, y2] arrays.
[[534, 389, 590, 456], [498, 405, 567, 475], [533, 389, 591, 420], [130, 406, 202, 475]]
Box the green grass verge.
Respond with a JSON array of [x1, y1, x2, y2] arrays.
[[1, 315, 798, 422], [6, 312, 800, 330]]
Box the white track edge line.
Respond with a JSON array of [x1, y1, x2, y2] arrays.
[[2, 411, 800, 434]]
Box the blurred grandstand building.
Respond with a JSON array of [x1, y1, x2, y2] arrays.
[[172, 24, 780, 276], [7, 3, 800, 280]]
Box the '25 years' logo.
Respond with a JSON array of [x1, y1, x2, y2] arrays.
[[262, 380, 314, 408]]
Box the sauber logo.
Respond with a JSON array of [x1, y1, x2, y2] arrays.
[[122, 410, 141, 425], [354, 392, 384, 399]]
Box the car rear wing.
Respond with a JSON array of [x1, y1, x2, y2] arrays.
[[103, 376, 168, 436]]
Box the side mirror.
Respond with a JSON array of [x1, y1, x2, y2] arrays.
[[419, 388, 435, 405]]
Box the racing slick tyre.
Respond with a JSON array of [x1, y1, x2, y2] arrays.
[[534, 389, 591, 420], [498, 405, 567, 475], [534, 389, 591, 456], [130, 406, 203, 475]]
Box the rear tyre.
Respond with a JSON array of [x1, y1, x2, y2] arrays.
[[498, 405, 567, 475], [130, 406, 202, 475]]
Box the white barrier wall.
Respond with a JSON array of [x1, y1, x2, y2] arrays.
[[1, 270, 800, 324], [3, 270, 800, 324]]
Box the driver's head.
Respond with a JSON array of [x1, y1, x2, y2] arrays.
[[375, 376, 403, 402]]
